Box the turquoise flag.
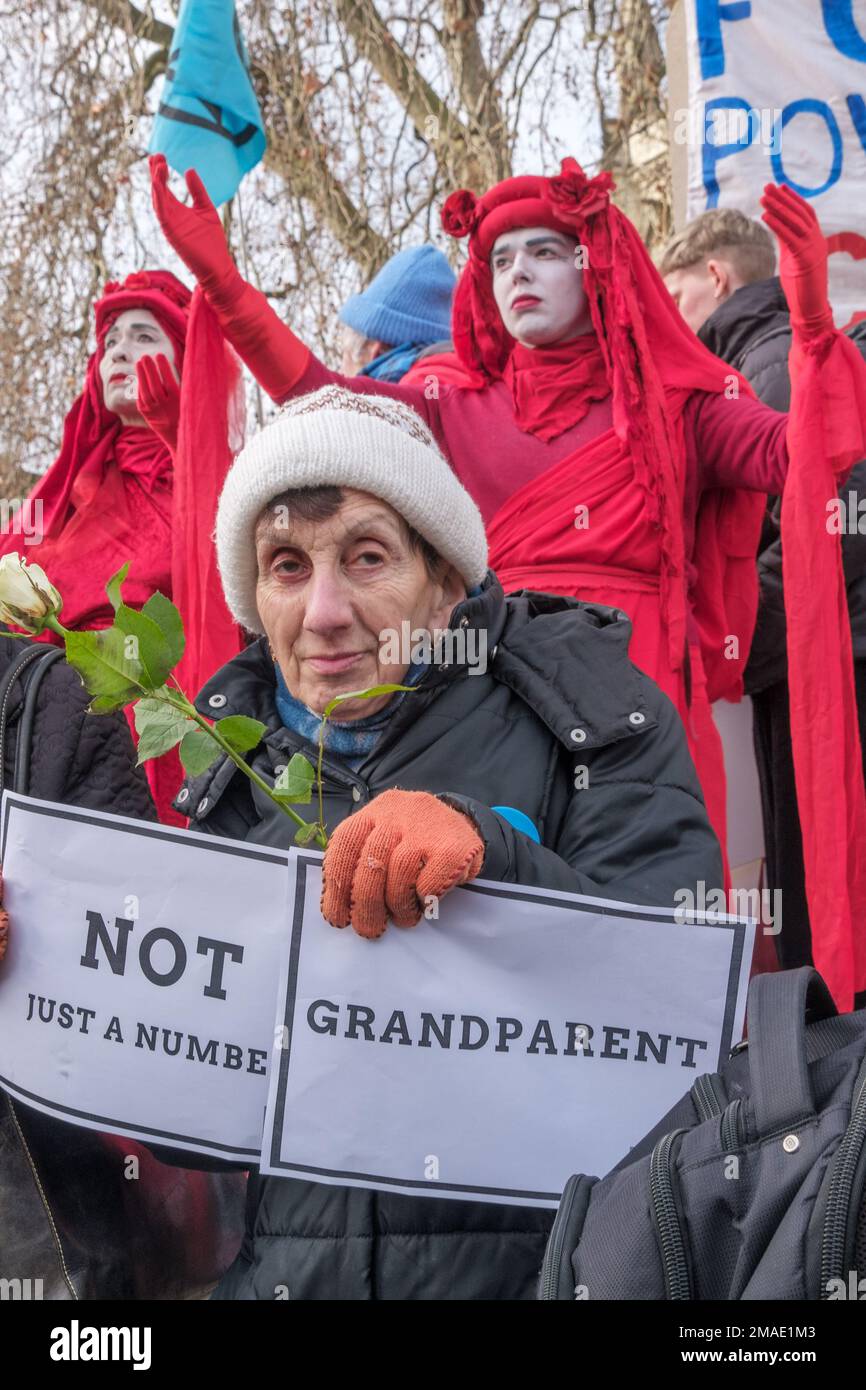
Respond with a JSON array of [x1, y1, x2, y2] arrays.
[[149, 0, 265, 207]]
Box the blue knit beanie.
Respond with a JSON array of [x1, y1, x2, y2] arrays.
[[339, 245, 455, 346]]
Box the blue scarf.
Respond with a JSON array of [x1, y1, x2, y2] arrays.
[[273, 660, 428, 770], [358, 342, 423, 383]]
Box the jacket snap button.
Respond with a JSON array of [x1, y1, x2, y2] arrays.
[[782, 1134, 800, 1153], [352, 786, 362, 802], [628, 711, 646, 726], [570, 728, 587, 743], [176, 787, 190, 804], [459, 617, 469, 628], [208, 694, 227, 709], [274, 764, 287, 777], [197, 797, 209, 814]]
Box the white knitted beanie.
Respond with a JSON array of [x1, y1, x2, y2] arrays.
[[216, 385, 489, 634]]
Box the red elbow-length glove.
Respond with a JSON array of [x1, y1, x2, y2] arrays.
[[149, 154, 310, 400], [320, 789, 485, 940], [760, 182, 834, 341]]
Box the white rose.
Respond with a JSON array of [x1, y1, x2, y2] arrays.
[[0, 553, 62, 632]]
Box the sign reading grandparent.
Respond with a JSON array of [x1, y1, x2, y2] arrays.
[[0, 794, 754, 1197], [0, 793, 290, 1161], [682, 0, 866, 328], [261, 862, 754, 1206]]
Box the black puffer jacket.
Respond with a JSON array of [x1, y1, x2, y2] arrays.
[[698, 280, 866, 693], [0, 632, 156, 818], [171, 575, 722, 1301]]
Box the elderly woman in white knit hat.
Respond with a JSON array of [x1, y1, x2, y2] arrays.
[[160, 384, 722, 1302]]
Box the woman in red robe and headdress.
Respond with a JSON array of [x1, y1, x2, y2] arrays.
[[147, 154, 866, 1009], [0, 269, 244, 823]]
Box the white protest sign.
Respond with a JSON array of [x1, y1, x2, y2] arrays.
[[681, 0, 866, 328], [261, 859, 755, 1207], [0, 792, 291, 1162]]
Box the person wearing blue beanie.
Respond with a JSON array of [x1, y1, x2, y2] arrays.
[[338, 244, 456, 383]]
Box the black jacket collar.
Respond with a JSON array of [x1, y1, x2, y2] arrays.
[[698, 277, 789, 368]]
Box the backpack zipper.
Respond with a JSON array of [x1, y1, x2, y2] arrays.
[[539, 1173, 582, 1300], [649, 1129, 692, 1299], [692, 1072, 725, 1123], [820, 1059, 866, 1296], [721, 1098, 745, 1154]]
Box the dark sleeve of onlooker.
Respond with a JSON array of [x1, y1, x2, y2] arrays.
[[737, 332, 791, 693], [35, 660, 158, 821], [739, 329, 793, 415]]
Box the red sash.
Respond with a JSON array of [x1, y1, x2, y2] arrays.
[[486, 407, 765, 865]]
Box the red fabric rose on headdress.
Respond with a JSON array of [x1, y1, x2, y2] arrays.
[[441, 189, 480, 239], [547, 160, 615, 221]]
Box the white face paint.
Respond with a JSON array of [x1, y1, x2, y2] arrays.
[[490, 226, 593, 347], [99, 308, 177, 423]]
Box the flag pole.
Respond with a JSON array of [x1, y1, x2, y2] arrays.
[[234, 183, 265, 430]]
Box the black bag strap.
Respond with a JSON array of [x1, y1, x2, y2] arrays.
[[0, 642, 63, 797], [747, 967, 838, 1135]]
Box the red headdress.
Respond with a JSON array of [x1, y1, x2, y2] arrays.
[[441, 158, 767, 704]]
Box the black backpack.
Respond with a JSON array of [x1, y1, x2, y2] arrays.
[[539, 967, 866, 1300]]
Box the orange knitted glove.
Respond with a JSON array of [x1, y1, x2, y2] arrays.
[[320, 789, 485, 939]]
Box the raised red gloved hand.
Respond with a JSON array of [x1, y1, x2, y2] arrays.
[[760, 183, 833, 340], [136, 353, 181, 453], [320, 789, 485, 940], [148, 154, 310, 401], [149, 154, 237, 295]]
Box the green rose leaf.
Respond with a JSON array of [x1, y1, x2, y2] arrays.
[[113, 604, 175, 690], [89, 692, 135, 714], [294, 820, 322, 846], [273, 752, 315, 804], [105, 563, 130, 614], [141, 591, 185, 669], [134, 696, 197, 765], [179, 728, 221, 777], [65, 627, 143, 707], [323, 684, 414, 719], [215, 714, 267, 756]]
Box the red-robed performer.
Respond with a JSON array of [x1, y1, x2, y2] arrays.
[[0, 270, 244, 824], [148, 153, 866, 1009]]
